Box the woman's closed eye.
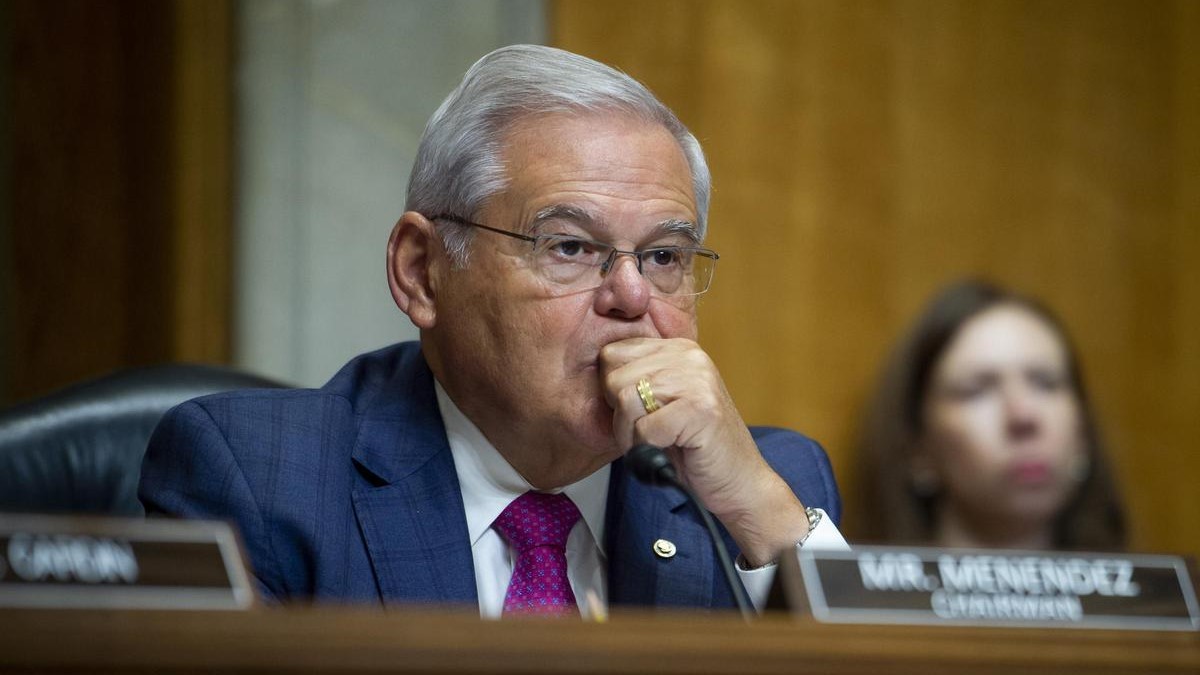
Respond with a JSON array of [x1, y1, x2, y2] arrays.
[[943, 373, 999, 401], [1027, 367, 1068, 392]]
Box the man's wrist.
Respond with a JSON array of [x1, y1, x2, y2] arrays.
[[798, 506, 822, 546], [735, 506, 823, 571]]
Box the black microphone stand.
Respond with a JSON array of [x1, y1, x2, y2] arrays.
[[626, 444, 755, 621]]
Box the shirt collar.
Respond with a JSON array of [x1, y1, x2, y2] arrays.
[[434, 381, 609, 553]]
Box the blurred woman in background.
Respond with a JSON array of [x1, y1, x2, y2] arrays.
[[856, 279, 1126, 550]]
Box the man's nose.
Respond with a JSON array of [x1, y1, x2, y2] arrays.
[[594, 254, 652, 319]]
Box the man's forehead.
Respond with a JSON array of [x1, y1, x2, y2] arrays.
[[500, 111, 692, 182], [483, 113, 700, 239]]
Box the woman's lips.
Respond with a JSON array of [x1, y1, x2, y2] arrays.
[[1009, 460, 1053, 486]]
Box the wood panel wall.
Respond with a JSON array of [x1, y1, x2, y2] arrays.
[[3, 0, 231, 403], [553, 0, 1200, 559]]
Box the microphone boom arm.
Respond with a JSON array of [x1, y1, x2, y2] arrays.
[[626, 444, 755, 620]]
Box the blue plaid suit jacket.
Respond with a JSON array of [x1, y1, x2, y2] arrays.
[[139, 341, 841, 609]]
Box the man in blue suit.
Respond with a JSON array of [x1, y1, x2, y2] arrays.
[[140, 45, 847, 617]]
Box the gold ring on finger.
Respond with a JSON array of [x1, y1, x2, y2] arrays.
[[636, 378, 660, 414]]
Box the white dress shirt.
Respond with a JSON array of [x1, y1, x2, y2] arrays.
[[434, 383, 848, 619]]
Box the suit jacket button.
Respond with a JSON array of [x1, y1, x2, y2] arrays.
[[652, 539, 676, 558]]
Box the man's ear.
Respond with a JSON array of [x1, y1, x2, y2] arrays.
[[387, 211, 441, 329]]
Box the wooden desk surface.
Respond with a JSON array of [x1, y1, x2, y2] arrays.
[[1, 606, 1197, 675]]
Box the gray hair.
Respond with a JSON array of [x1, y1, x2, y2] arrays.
[[404, 44, 711, 266]]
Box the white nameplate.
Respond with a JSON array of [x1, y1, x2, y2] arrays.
[[0, 515, 255, 610], [790, 545, 1199, 631]]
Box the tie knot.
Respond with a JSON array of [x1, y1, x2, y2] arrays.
[[494, 491, 581, 553]]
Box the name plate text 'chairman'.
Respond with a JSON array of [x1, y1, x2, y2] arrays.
[[787, 546, 1199, 631]]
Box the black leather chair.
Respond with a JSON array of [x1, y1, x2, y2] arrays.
[[0, 364, 288, 516]]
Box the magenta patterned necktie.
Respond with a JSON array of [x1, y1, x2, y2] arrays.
[[493, 491, 582, 617]]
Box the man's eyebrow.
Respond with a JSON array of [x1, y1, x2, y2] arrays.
[[531, 206, 700, 244], [531, 204, 597, 229], [659, 218, 701, 244]]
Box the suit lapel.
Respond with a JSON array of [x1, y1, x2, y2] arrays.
[[348, 348, 477, 608], [606, 459, 716, 608]]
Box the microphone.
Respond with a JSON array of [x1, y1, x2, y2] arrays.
[[626, 443, 679, 485], [626, 444, 754, 620]]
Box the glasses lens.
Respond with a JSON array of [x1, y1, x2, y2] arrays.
[[692, 253, 715, 294], [640, 248, 686, 295], [642, 248, 715, 296], [531, 235, 608, 284]]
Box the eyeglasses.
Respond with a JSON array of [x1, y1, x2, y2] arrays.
[[427, 213, 719, 297]]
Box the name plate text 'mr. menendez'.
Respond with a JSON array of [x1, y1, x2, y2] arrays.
[[792, 546, 1199, 631]]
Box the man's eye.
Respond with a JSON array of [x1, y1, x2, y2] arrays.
[[541, 237, 601, 262], [555, 239, 584, 256], [646, 248, 682, 267]]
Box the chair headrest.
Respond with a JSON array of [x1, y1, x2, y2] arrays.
[[0, 364, 289, 515]]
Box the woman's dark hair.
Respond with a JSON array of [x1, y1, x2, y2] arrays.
[[855, 279, 1126, 549]]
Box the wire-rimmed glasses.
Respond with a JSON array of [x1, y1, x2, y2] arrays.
[[428, 213, 719, 297]]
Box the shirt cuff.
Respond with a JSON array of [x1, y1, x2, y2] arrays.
[[735, 509, 850, 612]]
